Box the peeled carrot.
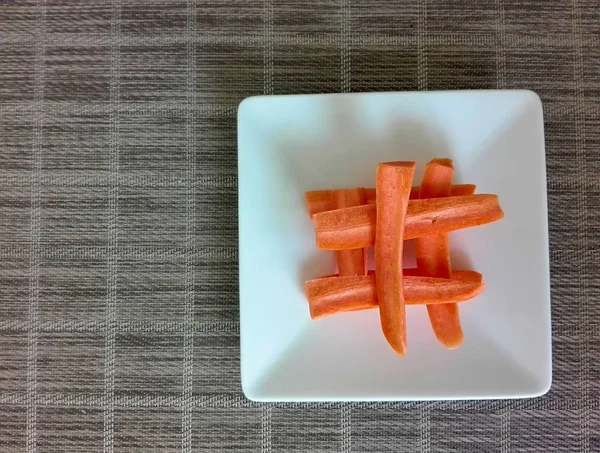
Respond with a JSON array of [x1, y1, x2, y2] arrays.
[[405, 195, 504, 240], [306, 274, 377, 319], [449, 184, 477, 197], [335, 188, 367, 276], [416, 159, 463, 349], [313, 194, 504, 250], [305, 270, 485, 319], [308, 184, 476, 216], [305, 190, 336, 218], [365, 188, 376, 204], [410, 183, 476, 200], [310, 269, 481, 280], [403, 268, 482, 282], [375, 161, 415, 356]]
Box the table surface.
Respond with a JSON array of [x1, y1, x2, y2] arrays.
[[1, 0, 599, 452]]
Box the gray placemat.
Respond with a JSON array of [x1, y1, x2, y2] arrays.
[[1, 0, 599, 451]]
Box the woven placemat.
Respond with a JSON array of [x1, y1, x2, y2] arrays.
[[1, 0, 598, 451]]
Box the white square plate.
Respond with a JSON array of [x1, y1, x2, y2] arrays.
[[238, 90, 551, 402]]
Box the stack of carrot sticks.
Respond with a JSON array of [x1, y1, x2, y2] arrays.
[[304, 159, 504, 355]]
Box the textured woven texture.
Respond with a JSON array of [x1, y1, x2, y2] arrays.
[[1, 0, 599, 451]]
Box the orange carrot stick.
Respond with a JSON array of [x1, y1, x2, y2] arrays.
[[335, 188, 367, 276], [409, 183, 476, 200], [375, 161, 415, 356], [305, 190, 336, 218], [313, 194, 504, 250], [309, 269, 482, 281], [449, 184, 477, 197], [305, 271, 485, 319], [308, 184, 476, 215], [403, 268, 483, 282], [405, 195, 503, 239], [365, 188, 376, 204], [416, 159, 463, 349]]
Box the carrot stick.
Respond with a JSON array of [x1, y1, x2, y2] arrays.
[[335, 188, 367, 276], [305, 271, 485, 319], [317, 269, 482, 281], [416, 159, 464, 349], [309, 273, 484, 319], [449, 184, 477, 197], [365, 188, 376, 204], [305, 190, 336, 218], [375, 161, 415, 356], [306, 274, 377, 319], [410, 183, 476, 200], [403, 268, 482, 282], [313, 194, 504, 250], [405, 194, 503, 239], [308, 184, 476, 215]]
